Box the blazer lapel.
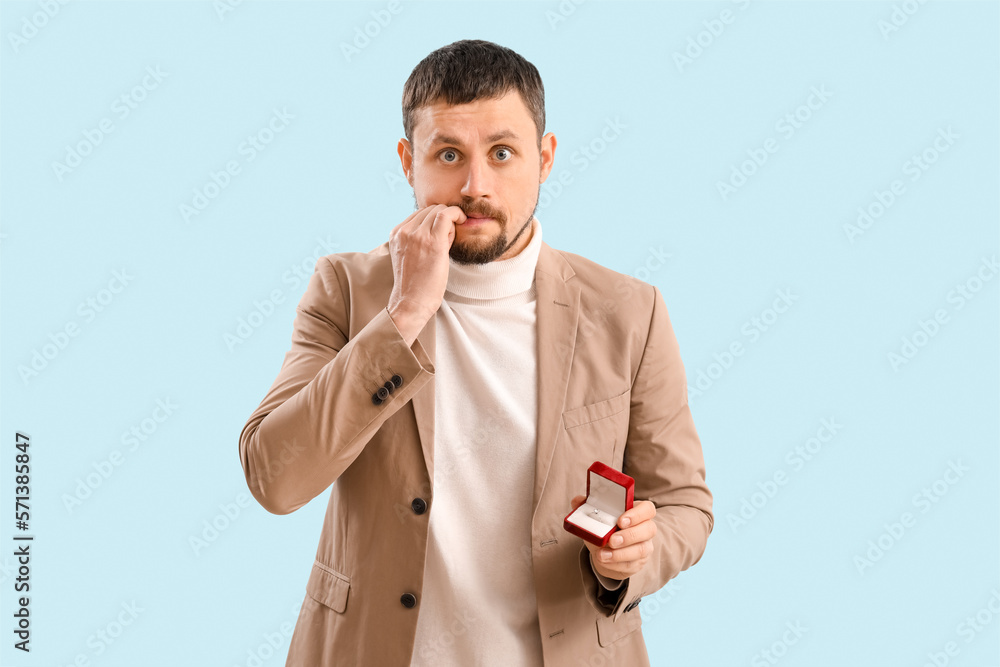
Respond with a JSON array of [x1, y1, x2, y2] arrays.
[[532, 241, 580, 522]]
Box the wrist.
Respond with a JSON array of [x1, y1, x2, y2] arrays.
[[590, 550, 623, 584], [387, 305, 426, 347]]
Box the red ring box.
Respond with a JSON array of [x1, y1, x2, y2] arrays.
[[563, 461, 635, 547]]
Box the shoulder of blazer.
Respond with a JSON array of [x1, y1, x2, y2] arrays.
[[541, 242, 657, 316], [314, 242, 394, 300]]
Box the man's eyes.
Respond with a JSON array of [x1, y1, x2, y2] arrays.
[[438, 147, 513, 163]]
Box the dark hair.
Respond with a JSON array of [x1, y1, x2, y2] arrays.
[[401, 39, 545, 149]]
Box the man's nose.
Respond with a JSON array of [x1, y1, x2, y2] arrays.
[[459, 154, 494, 199]]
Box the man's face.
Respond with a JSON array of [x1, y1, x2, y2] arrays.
[[398, 90, 556, 264]]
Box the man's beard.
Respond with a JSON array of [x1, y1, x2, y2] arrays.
[[450, 209, 534, 264], [412, 186, 540, 265]]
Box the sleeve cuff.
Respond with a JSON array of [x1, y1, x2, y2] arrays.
[[591, 552, 626, 591]]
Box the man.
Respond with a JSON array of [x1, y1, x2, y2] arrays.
[[239, 39, 713, 666]]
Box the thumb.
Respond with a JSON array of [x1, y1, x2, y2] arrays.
[[570, 494, 587, 510]]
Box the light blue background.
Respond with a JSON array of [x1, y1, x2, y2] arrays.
[[1, 1, 997, 666]]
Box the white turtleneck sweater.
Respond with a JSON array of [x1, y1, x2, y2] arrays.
[[408, 216, 621, 666]]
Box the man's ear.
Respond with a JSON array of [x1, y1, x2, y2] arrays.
[[538, 132, 557, 184], [397, 138, 414, 185]]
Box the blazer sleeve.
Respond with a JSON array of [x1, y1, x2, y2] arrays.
[[239, 255, 434, 515], [592, 562, 625, 592], [583, 284, 714, 621]]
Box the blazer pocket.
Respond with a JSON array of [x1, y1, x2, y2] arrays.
[[595, 607, 642, 647], [562, 389, 631, 469], [305, 560, 351, 613], [562, 389, 630, 430]]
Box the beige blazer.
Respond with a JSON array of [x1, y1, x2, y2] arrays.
[[239, 237, 713, 666]]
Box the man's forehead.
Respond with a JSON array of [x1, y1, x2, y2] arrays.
[[412, 92, 533, 147]]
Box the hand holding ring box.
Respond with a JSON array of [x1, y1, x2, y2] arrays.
[[563, 461, 635, 547]]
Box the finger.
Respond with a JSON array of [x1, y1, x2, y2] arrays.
[[593, 545, 632, 572], [600, 539, 652, 564], [390, 208, 425, 240], [404, 205, 451, 245], [430, 205, 466, 237], [618, 499, 656, 528], [423, 206, 466, 247], [570, 494, 587, 510], [409, 204, 446, 233], [607, 520, 656, 548]]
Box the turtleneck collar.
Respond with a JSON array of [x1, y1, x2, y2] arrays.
[[444, 216, 542, 300]]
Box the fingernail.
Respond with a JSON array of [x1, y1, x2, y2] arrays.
[[621, 517, 630, 527], [601, 550, 612, 561], [611, 536, 622, 547]]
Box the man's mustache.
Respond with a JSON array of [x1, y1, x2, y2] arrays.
[[452, 202, 504, 221]]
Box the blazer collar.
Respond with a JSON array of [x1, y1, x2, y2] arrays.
[[409, 241, 580, 524]]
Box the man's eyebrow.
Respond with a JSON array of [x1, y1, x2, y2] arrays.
[[429, 130, 521, 146]]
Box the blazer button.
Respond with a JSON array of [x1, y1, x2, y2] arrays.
[[411, 498, 427, 515], [400, 593, 417, 608], [371, 392, 383, 405], [383, 380, 396, 395], [625, 599, 640, 612], [376, 386, 389, 402], [390, 374, 403, 388]]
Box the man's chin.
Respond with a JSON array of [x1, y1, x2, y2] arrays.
[[449, 235, 507, 265]]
